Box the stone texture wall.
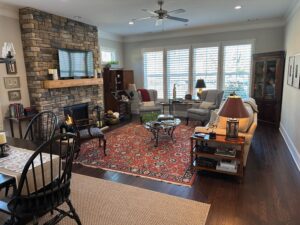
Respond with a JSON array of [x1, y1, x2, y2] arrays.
[[19, 8, 102, 120]]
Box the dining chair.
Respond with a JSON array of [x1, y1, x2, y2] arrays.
[[23, 111, 58, 142], [0, 133, 82, 225], [64, 108, 106, 158]]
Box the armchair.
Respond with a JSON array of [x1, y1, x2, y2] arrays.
[[136, 89, 162, 123], [186, 90, 224, 125]]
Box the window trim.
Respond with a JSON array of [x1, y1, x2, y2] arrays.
[[142, 40, 255, 100]]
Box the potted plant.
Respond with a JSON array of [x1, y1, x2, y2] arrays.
[[105, 60, 119, 69]]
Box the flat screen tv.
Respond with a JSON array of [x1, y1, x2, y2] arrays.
[[58, 49, 94, 78]]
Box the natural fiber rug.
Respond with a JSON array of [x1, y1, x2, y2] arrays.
[[0, 173, 210, 225], [74, 121, 196, 186]]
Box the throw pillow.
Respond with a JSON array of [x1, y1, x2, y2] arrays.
[[143, 101, 155, 107], [200, 101, 215, 109]]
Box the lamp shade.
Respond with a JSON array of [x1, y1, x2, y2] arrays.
[[195, 79, 206, 88], [218, 96, 249, 118]]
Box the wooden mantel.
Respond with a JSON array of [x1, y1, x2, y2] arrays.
[[43, 78, 103, 89]]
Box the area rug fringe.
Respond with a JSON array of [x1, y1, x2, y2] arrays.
[[74, 161, 196, 187]]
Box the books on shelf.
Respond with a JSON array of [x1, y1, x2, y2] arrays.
[[216, 160, 238, 173], [214, 148, 236, 158]]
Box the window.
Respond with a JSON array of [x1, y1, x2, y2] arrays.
[[101, 49, 116, 63], [193, 46, 219, 96], [166, 48, 189, 99], [143, 50, 164, 99], [223, 44, 252, 98]]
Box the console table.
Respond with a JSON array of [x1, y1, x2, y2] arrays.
[[7, 115, 36, 138]]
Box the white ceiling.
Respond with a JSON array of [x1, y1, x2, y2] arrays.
[[0, 0, 297, 37]]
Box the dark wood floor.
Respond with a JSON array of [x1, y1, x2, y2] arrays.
[[72, 124, 300, 225]]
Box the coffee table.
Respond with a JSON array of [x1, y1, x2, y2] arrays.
[[144, 117, 181, 147]]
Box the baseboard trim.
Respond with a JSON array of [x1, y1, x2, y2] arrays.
[[279, 123, 300, 172]]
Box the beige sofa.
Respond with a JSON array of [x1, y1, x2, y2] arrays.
[[194, 98, 258, 166]]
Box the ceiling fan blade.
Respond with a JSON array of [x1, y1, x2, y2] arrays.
[[134, 16, 156, 21], [155, 19, 163, 26], [142, 9, 158, 16], [166, 15, 189, 22], [168, 9, 186, 14]]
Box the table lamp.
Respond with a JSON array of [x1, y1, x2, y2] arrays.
[[0, 131, 8, 158], [195, 79, 206, 99], [218, 96, 249, 140]]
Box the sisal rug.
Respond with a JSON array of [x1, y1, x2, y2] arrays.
[[0, 173, 210, 225], [74, 121, 196, 186]]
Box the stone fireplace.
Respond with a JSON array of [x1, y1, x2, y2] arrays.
[[19, 8, 103, 120]]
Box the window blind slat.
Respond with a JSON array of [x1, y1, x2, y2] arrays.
[[144, 51, 164, 99], [193, 47, 218, 97], [166, 49, 189, 99]]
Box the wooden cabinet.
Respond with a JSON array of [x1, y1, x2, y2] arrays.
[[103, 69, 134, 119], [252, 51, 285, 128]]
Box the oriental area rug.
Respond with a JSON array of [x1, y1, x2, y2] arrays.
[[74, 121, 196, 186]]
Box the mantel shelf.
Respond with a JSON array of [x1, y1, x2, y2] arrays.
[[43, 78, 103, 89]]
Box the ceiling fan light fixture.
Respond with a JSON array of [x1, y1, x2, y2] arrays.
[[235, 5, 242, 10]]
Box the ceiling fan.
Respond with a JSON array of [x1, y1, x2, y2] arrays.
[[129, 0, 189, 26]]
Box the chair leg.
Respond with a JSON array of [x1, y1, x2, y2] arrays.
[[66, 199, 82, 225], [186, 117, 189, 125], [140, 116, 143, 124], [103, 138, 107, 156]]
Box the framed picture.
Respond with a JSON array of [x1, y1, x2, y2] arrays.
[[293, 55, 300, 89], [6, 61, 17, 74], [287, 56, 294, 86], [4, 77, 20, 89], [8, 90, 21, 101]]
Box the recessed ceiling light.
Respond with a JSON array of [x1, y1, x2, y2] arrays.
[[73, 16, 82, 20], [235, 5, 242, 10], [129, 21, 134, 25]]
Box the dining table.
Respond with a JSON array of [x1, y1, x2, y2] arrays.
[[0, 137, 60, 195]]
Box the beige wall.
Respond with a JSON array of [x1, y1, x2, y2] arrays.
[[100, 38, 124, 68], [0, 15, 30, 134], [123, 26, 285, 88], [280, 6, 300, 170]]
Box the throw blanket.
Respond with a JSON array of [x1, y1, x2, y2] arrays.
[[244, 98, 259, 112], [137, 89, 150, 102]]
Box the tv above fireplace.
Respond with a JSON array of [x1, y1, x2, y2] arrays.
[[58, 49, 94, 79]]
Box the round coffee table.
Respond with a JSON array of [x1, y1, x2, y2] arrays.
[[144, 118, 181, 147]]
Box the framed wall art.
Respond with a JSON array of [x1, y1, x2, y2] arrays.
[[4, 77, 20, 89], [287, 56, 294, 86], [293, 55, 300, 89], [8, 90, 21, 101], [6, 61, 17, 74]]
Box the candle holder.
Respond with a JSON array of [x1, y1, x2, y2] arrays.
[[0, 144, 9, 158]]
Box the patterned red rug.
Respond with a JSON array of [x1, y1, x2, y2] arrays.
[[74, 121, 196, 186]]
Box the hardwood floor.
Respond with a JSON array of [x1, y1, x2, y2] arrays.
[[72, 124, 300, 225]]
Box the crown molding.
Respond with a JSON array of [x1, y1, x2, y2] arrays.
[[99, 30, 123, 42], [285, 0, 300, 22], [0, 3, 19, 19], [123, 18, 285, 43]]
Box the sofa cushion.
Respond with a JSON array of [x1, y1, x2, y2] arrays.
[[200, 101, 214, 109], [142, 101, 155, 107]]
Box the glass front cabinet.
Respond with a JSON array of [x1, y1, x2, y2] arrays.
[[252, 51, 285, 128]]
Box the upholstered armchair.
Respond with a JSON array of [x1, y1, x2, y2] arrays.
[[136, 89, 161, 123], [186, 90, 224, 125]]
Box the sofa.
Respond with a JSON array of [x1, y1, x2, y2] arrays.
[[194, 98, 258, 166], [186, 90, 224, 125]]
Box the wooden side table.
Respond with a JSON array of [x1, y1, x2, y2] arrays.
[[7, 115, 36, 138], [190, 134, 245, 182]]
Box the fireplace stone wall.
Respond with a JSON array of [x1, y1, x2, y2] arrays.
[[19, 8, 103, 120]]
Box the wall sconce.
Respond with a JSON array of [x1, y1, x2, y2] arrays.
[[0, 42, 16, 64]]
